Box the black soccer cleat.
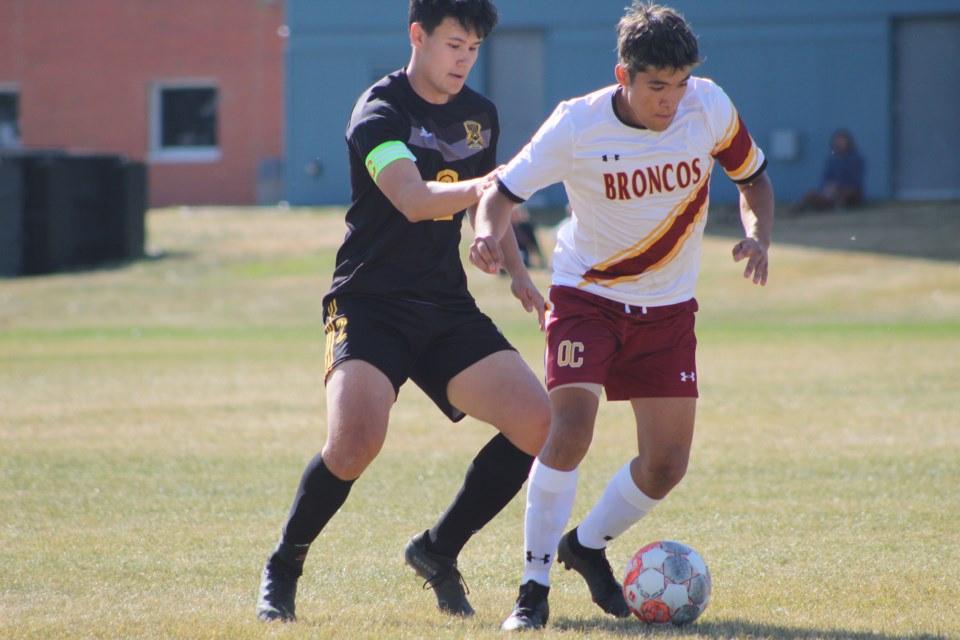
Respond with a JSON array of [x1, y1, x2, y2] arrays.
[[501, 580, 550, 631], [556, 528, 631, 618], [404, 530, 474, 616], [256, 564, 299, 622]]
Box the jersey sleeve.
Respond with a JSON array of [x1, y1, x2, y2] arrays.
[[347, 98, 415, 182], [497, 101, 575, 201], [705, 82, 767, 184]]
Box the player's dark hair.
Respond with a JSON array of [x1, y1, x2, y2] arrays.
[[409, 0, 499, 40], [617, 2, 700, 78]]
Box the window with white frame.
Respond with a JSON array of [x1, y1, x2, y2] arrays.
[[150, 81, 219, 161], [0, 86, 21, 149]]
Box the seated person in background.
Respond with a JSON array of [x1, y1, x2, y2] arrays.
[[511, 205, 546, 269], [792, 129, 864, 213]]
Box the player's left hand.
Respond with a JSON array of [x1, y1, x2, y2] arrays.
[[731, 238, 769, 286], [510, 275, 548, 331]]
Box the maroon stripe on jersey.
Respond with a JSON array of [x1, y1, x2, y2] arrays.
[[714, 114, 754, 176], [582, 181, 709, 282]]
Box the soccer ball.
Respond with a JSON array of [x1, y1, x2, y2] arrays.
[[622, 540, 711, 626]]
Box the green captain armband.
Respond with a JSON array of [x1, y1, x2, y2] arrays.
[[365, 140, 416, 182]]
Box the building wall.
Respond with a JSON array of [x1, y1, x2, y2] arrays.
[[0, 0, 285, 207], [284, 0, 959, 206]]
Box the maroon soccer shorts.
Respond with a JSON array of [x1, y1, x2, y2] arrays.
[[545, 285, 699, 400]]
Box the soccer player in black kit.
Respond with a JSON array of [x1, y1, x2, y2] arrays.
[[256, 0, 550, 623]]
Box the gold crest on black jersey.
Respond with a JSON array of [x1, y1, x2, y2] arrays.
[[464, 121, 484, 149]]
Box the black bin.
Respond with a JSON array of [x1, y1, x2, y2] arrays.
[[0, 158, 23, 277], [0, 151, 147, 276]]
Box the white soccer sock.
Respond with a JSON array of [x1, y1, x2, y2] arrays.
[[521, 458, 578, 587], [576, 461, 662, 550]]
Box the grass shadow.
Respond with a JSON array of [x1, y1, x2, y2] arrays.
[[705, 200, 960, 263], [551, 614, 948, 639], [5, 248, 193, 279]]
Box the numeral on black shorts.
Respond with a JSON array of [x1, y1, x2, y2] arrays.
[[324, 315, 348, 373]]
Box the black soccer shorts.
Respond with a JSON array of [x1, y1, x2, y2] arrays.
[[322, 294, 515, 421]]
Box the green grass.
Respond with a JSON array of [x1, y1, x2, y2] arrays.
[[1, 205, 958, 639]]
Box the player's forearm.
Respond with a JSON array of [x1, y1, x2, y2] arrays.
[[738, 172, 775, 249], [378, 158, 487, 222], [474, 188, 515, 240], [396, 178, 484, 222]]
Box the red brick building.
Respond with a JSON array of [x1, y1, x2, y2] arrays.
[[0, 0, 285, 207]]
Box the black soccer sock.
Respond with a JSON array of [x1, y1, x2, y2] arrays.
[[427, 433, 534, 558], [266, 540, 310, 577], [278, 453, 355, 554]]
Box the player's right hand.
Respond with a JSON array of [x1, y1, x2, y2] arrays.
[[731, 237, 769, 286], [469, 234, 503, 274], [473, 165, 504, 200], [510, 275, 548, 331]]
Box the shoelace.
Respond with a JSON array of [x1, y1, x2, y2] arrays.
[[421, 564, 471, 595]]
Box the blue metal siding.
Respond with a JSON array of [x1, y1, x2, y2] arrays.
[[285, 0, 959, 205], [695, 17, 893, 204]]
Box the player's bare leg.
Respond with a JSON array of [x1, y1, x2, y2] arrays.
[[629, 397, 696, 499], [406, 350, 549, 616], [502, 386, 605, 629], [572, 398, 696, 548], [556, 396, 696, 620], [536, 385, 600, 471], [574, 398, 696, 546], [448, 349, 550, 456], [321, 361, 395, 480], [257, 362, 394, 622]]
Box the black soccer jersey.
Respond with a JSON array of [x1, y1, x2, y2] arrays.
[[325, 69, 499, 307]]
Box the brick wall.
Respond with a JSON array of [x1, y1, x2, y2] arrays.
[[0, 0, 285, 207]]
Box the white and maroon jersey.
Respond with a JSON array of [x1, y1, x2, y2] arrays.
[[497, 76, 766, 307]]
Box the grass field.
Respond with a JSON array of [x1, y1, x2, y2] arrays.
[[1, 203, 958, 639]]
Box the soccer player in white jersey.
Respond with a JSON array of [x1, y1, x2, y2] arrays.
[[469, 2, 775, 630]]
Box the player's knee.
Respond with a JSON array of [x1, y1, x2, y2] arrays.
[[527, 399, 551, 447], [540, 428, 592, 469], [322, 434, 383, 480], [321, 449, 376, 480], [636, 456, 688, 495], [495, 390, 550, 455]]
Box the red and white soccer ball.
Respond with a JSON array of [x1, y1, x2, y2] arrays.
[[623, 540, 711, 626]]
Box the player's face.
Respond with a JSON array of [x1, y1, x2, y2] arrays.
[[615, 64, 693, 132], [409, 17, 483, 104]]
